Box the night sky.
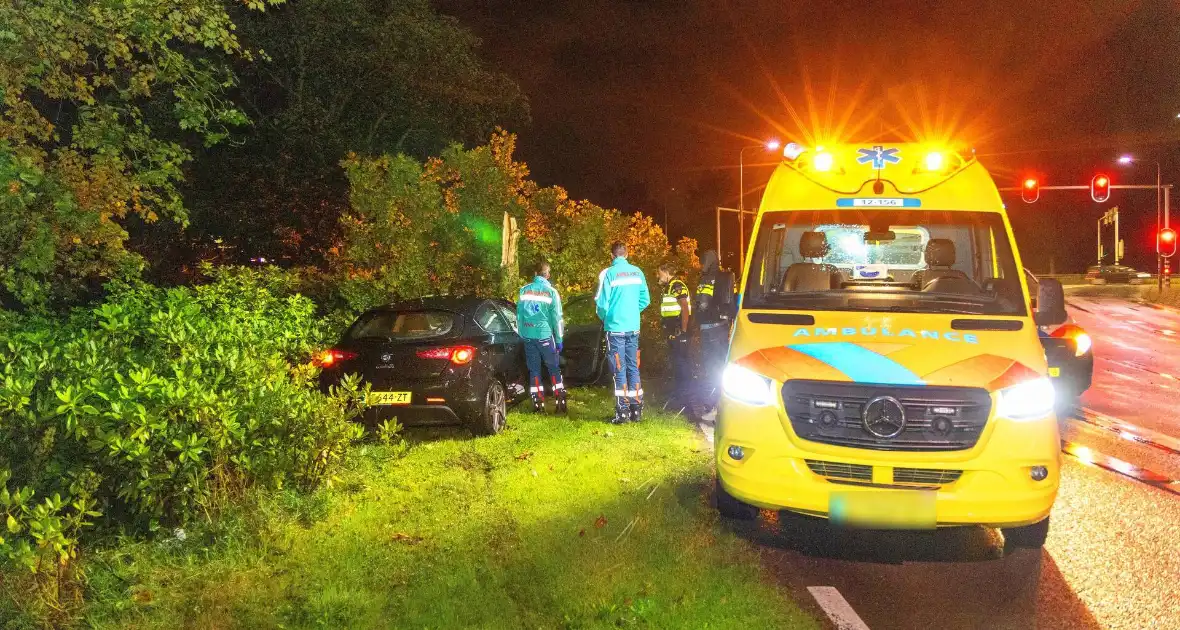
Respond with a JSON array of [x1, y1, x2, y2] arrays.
[[440, 0, 1180, 273]]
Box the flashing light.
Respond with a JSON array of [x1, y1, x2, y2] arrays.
[[923, 151, 945, 171], [1052, 324, 1092, 357], [1091, 173, 1111, 203], [1118, 155, 1134, 165], [765, 139, 781, 151], [1161, 228, 1178, 257], [813, 151, 835, 172], [1021, 177, 1040, 203], [783, 142, 805, 160]]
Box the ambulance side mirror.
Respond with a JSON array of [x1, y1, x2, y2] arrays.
[[1033, 278, 1067, 327]]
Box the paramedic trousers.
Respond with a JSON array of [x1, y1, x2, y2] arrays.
[[606, 331, 642, 409], [524, 337, 563, 398]]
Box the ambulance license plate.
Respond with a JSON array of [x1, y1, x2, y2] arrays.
[[369, 391, 412, 406], [830, 490, 936, 529]]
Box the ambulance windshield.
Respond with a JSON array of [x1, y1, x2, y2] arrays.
[[743, 210, 1026, 316]]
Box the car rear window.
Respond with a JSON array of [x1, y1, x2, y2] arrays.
[[347, 310, 458, 341]]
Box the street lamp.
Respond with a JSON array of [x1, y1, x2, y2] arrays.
[[738, 139, 781, 271], [1116, 155, 1163, 290]]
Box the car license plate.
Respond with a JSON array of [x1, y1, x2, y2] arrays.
[[369, 391, 412, 406], [830, 490, 936, 529]]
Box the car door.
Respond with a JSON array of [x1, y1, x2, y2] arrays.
[[560, 295, 606, 383], [475, 301, 527, 398]]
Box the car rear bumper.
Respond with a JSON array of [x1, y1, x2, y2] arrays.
[[716, 398, 1061, 528], [363, 404, 472, 427], [320, 371, 485, 427]]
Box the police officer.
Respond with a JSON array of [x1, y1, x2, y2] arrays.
[[595, 242, 651, 424], [517, 261, 567, 414], [695, 250, 733, 409], [656, 264, 692, 411]]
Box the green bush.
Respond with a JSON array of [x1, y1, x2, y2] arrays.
[[0, 273, 365, 588]]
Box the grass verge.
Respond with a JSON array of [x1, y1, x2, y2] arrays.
[[70, 388, 817, 629]]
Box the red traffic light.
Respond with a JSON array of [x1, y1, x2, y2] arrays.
[[1021, 177, 1040, 203], [1161, 228, 1178, 257], [1091, 173, 1111, 203]]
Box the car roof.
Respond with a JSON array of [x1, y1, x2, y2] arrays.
[[371, 295, 491, 312]]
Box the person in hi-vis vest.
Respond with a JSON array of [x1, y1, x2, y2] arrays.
[[657, 264, 693, 412]]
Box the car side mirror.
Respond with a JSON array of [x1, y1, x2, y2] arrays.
[[1033, 278, 1067, 326]]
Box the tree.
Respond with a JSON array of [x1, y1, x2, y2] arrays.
[[177, 0, 530, 268], [334, 132, 679, 313], [0, 0, 283, 308]]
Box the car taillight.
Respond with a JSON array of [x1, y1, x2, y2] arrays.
[[416, 345, 477, 365], [318, 349, 356, 367]]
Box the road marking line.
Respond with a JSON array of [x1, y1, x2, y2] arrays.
[[808, 586, 871, 630], [1077, 408, 1180, 457], [1061, 441, 1179, 495]]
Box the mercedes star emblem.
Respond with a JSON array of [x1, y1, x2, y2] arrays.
[[381, 353, 392, 363], [863, 396, 906, 439]]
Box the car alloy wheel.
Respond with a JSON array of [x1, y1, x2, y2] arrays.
[[476, 380, 507, 435]]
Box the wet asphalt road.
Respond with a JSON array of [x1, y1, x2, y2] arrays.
[[714, 295, 1180, 629]]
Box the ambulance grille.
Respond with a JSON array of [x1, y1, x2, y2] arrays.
[[893, 467, 964, 486], [805, 460, 874, 483], [783, 380, 992, 452]]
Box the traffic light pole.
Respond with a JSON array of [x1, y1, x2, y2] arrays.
[[1000, 183, 1174, 288]]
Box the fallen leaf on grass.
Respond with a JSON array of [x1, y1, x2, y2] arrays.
[[391, 532, 423, 544], [578, 528, 586, 537], [603, 431, 614, 438], [131, 588, 153, 604], [594, 514, 608, 529], [515, 451, 533, 461]]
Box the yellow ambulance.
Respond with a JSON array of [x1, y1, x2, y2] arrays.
[[715, 143, 1066, 548]]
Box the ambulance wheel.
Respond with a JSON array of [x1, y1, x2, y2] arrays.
[[1003, 516, 1050, 549], [715, 479, 758, 521]]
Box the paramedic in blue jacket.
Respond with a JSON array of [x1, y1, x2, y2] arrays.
[[595, 242, 651, 423], [517, 261, 567, 414]]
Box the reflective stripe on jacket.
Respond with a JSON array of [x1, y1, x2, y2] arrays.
[[517, 276, 564, 343]]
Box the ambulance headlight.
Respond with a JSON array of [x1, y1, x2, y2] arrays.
[[996, 377, 1056, 421], [722, 364, 775, 407]]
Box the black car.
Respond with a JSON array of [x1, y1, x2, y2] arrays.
[[1084, 264, 1150, 285], [1026, 270, 1094, 406], [319, 296, 529, 434], [559, 294, 611, 384]]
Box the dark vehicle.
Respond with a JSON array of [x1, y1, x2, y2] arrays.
[[1085, 264, 1150, 285], [559, 294, 611, 384], [319, 296, 528, 435], [1026, 270, 1094, 406]]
